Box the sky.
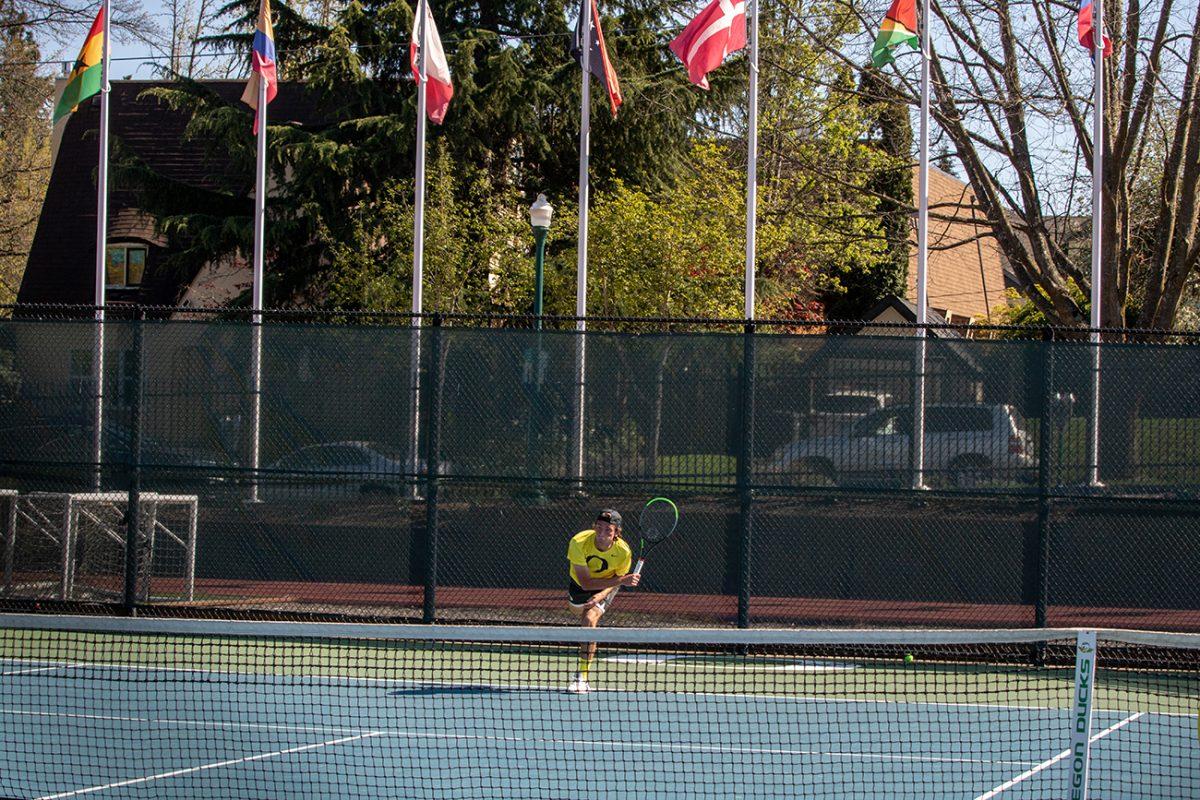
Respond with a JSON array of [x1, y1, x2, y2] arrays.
[[41, 0, 243, 81]]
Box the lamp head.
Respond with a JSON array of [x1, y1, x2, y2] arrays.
[[529, 193, 553, 230]]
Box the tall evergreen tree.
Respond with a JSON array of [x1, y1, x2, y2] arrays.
[[126, 0, 747, 306]]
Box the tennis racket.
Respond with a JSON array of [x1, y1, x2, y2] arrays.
[[598, 497, 679, 612]]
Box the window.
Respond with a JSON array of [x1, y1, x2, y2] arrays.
[[927, 406, 993, 433], [855, 412, 890, 437], [106, 244, 147, 287], [815, 394, 887, 415], [853, 409, 914, 438], [871, 415, 900, 436]]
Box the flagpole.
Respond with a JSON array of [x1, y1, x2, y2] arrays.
[[92, 0, 112, 492], [572, 0, 592, 488], [1087, 0, 1103, 487], [744, 0, 758, 321], [248, 70, 267, 503], [911, 0, 930, 490], [410, 0, 429, 492]]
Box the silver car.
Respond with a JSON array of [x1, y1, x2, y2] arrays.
[[263, 441, 449, 501], [767, 404, 1035, 488]]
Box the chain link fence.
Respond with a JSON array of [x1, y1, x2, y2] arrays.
[[1, 307, 1198, 630]]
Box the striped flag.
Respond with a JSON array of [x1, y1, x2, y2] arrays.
[[1077, 0, 1112, 56], [870, 0, 918, 68], [53, 6, 106, 124], [410, 0, 454, 124], [240, 0, 278, 133]]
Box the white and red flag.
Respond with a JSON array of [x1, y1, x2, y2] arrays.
[[410, 0, 454, 124], [669, 0, 746, 90]]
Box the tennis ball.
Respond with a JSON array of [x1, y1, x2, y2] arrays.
[[903, 653, 915, 664]]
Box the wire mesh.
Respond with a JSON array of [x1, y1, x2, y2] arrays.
[[0, 313, 1198, 629]]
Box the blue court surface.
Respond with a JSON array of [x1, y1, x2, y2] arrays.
[[0, 655, 1195, 799]]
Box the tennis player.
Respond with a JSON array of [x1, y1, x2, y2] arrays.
[[566, 509, 640, 693]]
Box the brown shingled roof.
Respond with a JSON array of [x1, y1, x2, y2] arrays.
[[20, 80, 320, 307], [904, 166, 1008, 323]]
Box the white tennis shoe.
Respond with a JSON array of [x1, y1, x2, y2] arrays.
[[566, 676, 592, 694]]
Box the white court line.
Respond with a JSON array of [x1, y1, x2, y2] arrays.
[[972, 712, 1145, 800], [437, 734, 1039, 767], [0, 664, 82, 676], [33, 732, 384, 799], [1, 708, 368, 737], [1, 706, 1037, 769]]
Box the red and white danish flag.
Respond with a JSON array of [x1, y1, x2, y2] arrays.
[[669, 0, 747, 90]]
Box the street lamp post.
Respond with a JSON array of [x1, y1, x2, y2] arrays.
[[523, 195, 553, 504], [529, 194, 553, 330]]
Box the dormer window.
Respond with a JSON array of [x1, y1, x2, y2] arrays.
[[106, 244, 147, 288]]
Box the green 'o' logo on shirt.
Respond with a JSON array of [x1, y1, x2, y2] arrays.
[[586, 555, 609, 573]]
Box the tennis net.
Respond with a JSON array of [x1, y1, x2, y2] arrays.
[[0, 614, 1196, 799]]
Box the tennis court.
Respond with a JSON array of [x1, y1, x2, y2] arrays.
[[0, 617, 1196, 799]]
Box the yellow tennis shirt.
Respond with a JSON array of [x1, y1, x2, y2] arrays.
[[567, 529, 632, 586]]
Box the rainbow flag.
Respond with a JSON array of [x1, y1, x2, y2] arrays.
[[53, 5, 105, 125], [240, 0, 278, 133], [871, 0, 918, 68]]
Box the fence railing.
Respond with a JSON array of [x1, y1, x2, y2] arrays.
[[1, 306, 1198, 631]]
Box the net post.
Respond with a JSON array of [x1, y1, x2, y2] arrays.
[[1069, 630, 1098, 799], [736, 322, 756, 630], [1, 491, 14, 596], [123, 305, 146, 615], [422, 313, 444, 624]]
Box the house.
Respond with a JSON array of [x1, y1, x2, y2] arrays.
[[859, 295, 963, 336], [11, 81, 325, 457], [18, 80, 318, 311], [904, 166, 1009, 325]]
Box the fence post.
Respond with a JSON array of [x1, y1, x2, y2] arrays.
[[736, 323, 756, 629], [1035, 327, 1054, 630], [123, 306, 145, 615], [422, 314, 444, 624]]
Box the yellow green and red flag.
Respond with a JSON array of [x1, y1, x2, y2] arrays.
[[871, 0, 918, 68], [53, 5, 105, 124]]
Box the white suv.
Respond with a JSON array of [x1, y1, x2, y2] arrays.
[[807, 390, 893, 438], [767, 403, 1035, 488]]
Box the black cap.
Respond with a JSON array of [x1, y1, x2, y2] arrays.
[[596, 508, 622, 527]]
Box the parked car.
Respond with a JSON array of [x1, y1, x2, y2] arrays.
[[0, 422, 232, 490], [263, 441, 451, 501], [768, 403, 1035, 488], [806, 390, 893, 438]]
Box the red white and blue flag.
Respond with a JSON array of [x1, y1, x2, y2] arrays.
[[1077, 0, 1112, 57], [240, 0, 278, 133], [670, 0, 746, 90]]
